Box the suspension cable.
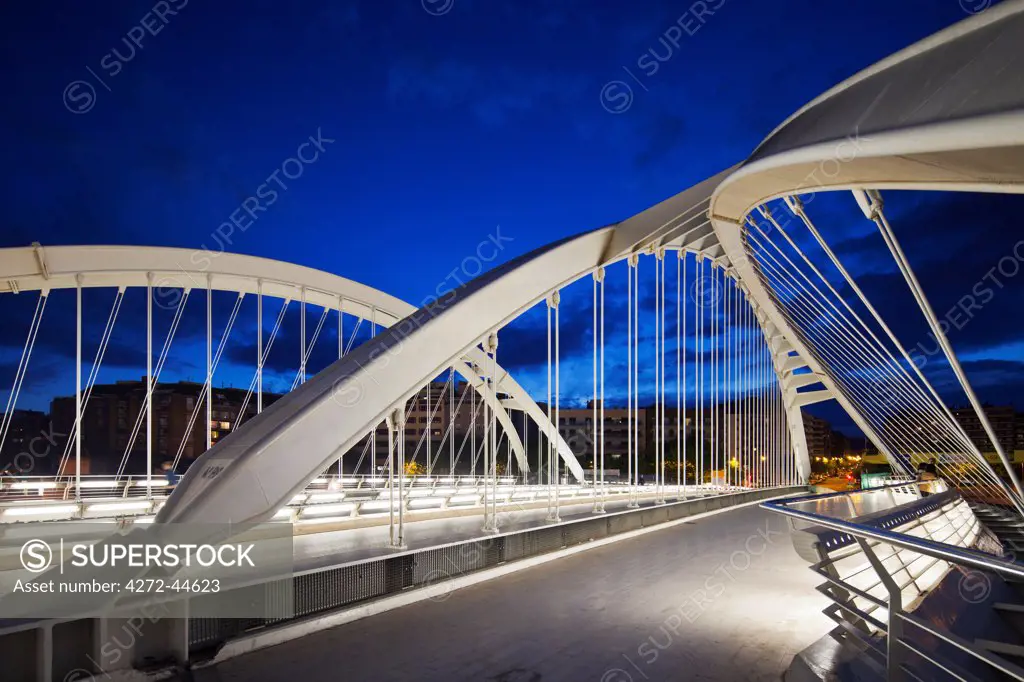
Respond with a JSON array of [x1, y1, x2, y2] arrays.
[[697, 254, 704, 490], [235, 299, 291, 429], [344, 317, 364, 356], [115, 289, 193, 479], [745, 281, 751, 485], [0, 291, 48, 457], [750, 247, 965, 474], [453, 389, 485, 473], [749, 237, 993, 491], [292, 305, 330, 390], [546, 293, 555, 515], [626, 255, 634, 505], [747, 227, 974, 460], [169, 293, 244, 471], [592, 270, 598, 498], [450, 367, 455, 475], [726, 269, 733, 485], [633, 256, 640, 504], [599, 266, 606, 510], [747, 240, 997, 490], [763, 202, 987, 462], [59, 288, 126, 478], [711, 260, 719, 489], [676, 251, 682, 495], [554, 293, 562, 518], [749, 219, 978, 477], [351, 428, 374, 475], [431, 370, 469, 473], [859, 189, 1024, 506], [409, 370, 454, 466], [656, 248, 664, 502]]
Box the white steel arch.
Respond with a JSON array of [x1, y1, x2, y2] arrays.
[[157, 172, 799, 526], [709, 0, 1024, 503], [0, 244, 586, 477], [154, 3, 1024, 528], [0, 244, 407, 323]]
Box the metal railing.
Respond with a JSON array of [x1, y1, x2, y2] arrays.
[[763, 483, 1024, 681], [0, 474, 518, 499], [0, 473, 745, 524], [0, 474, 173, 499]]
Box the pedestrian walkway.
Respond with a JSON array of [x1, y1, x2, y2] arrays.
[[197, 503, 830, 681]]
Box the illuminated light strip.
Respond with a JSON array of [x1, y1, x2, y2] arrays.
[[307, 492, 346, 503], [132, 479, 169, 487], [299, 503, 356, 517], [76, 480, 126, 488], [9, 482, 58, 490], [4, 504, 79, 516], [86, 501, 152, 513]]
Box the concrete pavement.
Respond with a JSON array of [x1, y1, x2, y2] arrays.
[[195, 503, 830, 682]]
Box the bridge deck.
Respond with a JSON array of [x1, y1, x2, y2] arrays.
[[199, 504, 830, 682]]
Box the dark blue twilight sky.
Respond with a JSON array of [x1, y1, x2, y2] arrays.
[[1, 0, 1022, 436]]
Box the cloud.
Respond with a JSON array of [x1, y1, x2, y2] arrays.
[[386, 58, 588, 128], [633, 113, 687, 169]]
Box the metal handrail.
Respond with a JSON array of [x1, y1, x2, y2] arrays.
[[763, 488, 1024, 681], [762, 494, 1024, 580], [830, 505, 976, 585], [784, 478, 943, 510], [808, 495, 982, 640]]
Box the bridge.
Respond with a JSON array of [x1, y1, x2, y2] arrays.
[[2, 3, 1024, 680]]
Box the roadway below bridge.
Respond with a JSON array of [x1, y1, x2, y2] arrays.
[[193, 502, 830, 682]]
